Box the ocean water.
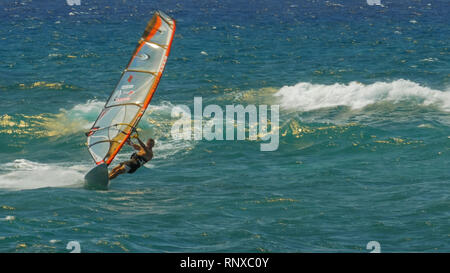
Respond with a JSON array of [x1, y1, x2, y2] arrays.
[[0, 0, 449, 252]]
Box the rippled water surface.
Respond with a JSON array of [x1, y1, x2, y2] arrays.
[[0, 0, 449, 252]]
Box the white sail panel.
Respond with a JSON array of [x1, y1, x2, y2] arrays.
[[127, 43, 165, 73], [106, 71, 156, 108]]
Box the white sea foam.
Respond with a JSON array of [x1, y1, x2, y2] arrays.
[[274, 79, 450, 112], [59, 99, 105, 129], [113, 136, 194, 165], [0, 159, 88, 190], [420, 58, 438, 62], [67, 99, 104, 114], [146, 100, 178, 116], [153, 139, 194, 160]]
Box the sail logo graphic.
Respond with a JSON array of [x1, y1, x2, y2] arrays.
[[66, 0, 81, 6], [114, 97, 131, 102], [114, 89, 134, 102], [121, 84, 134, 89], [137, 53, 150, 61], [171, 97, 279, 151]]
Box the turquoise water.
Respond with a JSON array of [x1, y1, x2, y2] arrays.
[[0, 0, 449, 252]]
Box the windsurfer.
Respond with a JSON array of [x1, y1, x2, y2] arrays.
[[108, 132, 154, 180]]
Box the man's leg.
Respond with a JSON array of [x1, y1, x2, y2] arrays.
[[108, 164, 121, 176], [108, 164, 127, 180]]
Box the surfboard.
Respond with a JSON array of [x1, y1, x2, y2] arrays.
[[84, 163, 109, 190], [83, 11, 176, 189]]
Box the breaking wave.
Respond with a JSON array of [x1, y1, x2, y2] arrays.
[[274, 79, 450, 112]]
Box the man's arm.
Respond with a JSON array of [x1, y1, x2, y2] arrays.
[[127, 138, 141, 151], [131, 143, 141, 151], [136, 137, 151, 153]]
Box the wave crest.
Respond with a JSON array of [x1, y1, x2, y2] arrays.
[[274, 80, 450, 112]]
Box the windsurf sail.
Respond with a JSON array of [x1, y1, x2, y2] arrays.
[[86, 11, 176, 165]]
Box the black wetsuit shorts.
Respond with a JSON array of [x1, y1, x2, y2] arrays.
[[122, 153, 147, 174], [122, 159, 140, 174]]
